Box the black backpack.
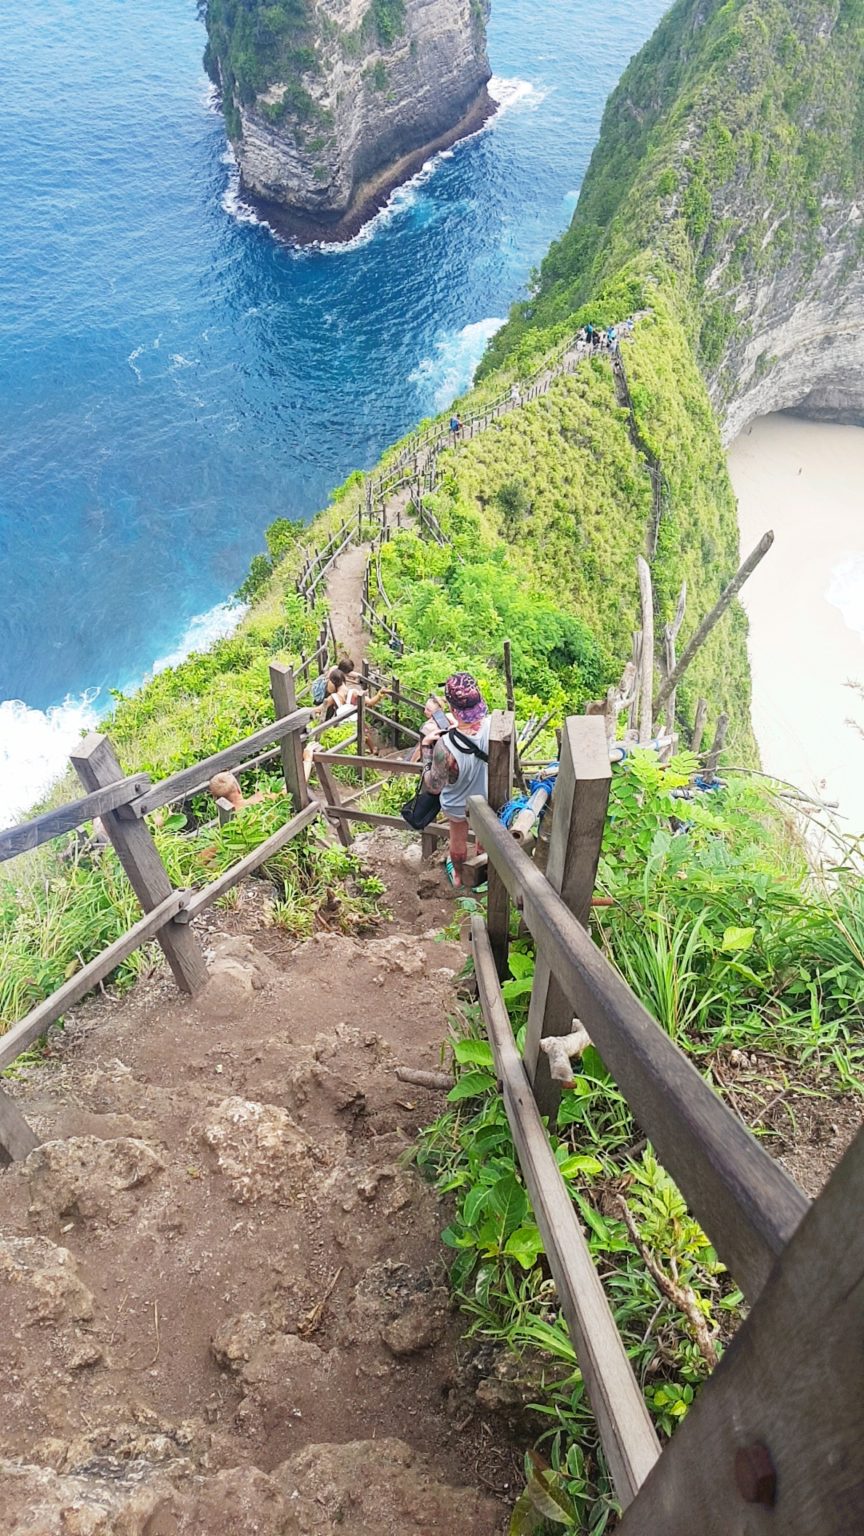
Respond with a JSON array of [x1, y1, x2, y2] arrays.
[[401, 729, 489, 830]]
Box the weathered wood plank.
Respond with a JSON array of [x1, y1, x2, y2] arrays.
[[270, 663, 309, 812], [618, 1126, 864, 1535], [314, 758, 354, 847], [486, 710, 515, 978], [323, 807, 450, 837], [704, 713, 729, 783], [312, 751, 421, 776], [654, 532, 774, 713], [131, 709, 311, 816], [472, 916, 660, 1504], [637, 556, 654, 744], [0, 888, 188, 1072], [183, 802, 321, 918], [71, 735, 208, 995], [465, 798, 809, 1301], [0, 776, 152, 864], [525, 717, 611, 1115], [691, 698, 708, 754], [366, 707, 421, 742], [0, 1086, 41, 1165]]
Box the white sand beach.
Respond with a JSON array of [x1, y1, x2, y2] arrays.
[[728, 414, 864, 838]]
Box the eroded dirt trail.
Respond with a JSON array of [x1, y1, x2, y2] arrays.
[[326, 543, 371, 668], [0, 834, 511, 1533]]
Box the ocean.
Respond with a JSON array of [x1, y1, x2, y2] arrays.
[[0, 0, 669, 824]]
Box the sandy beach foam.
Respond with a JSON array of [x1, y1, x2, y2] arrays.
[[728, 413, 864, 837]]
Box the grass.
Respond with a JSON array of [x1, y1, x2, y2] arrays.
[[416, 754, 863, 1531]]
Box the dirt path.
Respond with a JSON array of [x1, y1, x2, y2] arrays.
[[0, 831, 512, 1532], [326, 542, 371, 668]]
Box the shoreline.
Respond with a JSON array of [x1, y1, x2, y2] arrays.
[[239, 86, 496, 247], [728, 413, 864, 837]]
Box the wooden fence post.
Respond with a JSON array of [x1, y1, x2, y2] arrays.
[[314, 757, 353, 847], [391, 676, 402, 749], [691, 698, 708, 754], [703, 713, 729, 783], [524, 716, 611, 1117], [637, 556, 654, 744], [70, 734, 208, 995], [0, 1085, 40, 1165], [270, 663, 309, 812], [356, 693, 366, 787], [486, 710, 515, 979], [617, 1126, 864, 1535], [216, 796, 236, 826]]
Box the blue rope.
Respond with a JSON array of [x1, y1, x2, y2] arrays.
[[499, 772, 558, 828]]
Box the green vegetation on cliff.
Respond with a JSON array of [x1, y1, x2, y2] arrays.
[[481, 0, 864, 396], [204, 0, 317, 106]]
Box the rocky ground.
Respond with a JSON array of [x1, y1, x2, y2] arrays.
[[0, 831, 516, 1534]]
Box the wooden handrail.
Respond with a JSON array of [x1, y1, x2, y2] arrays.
[[471, 915, 661, 1504], [182, 801, 320, 919], [313, 751, 421, 776], [465, 797, 810, 1302], [132, 708, 311, 816], [0, 888, 190, 1070], [0, 774, 151, 863]]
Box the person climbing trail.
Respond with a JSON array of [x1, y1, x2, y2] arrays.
[[422, 673, 490, 887], [449, 412, 462, 442]]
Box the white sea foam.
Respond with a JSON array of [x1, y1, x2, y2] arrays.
[[220, 143, 273, 231], [488, 75, 549, 115], [0, 693, 101, 830], [314, 82, 544, 254], [1, 601, 248, 830], [223, 75, 546, 254], [826, 553, 864, 645], [409, 316, 505, 412], [150, 600, 248, 677], [127, 344, 144, 382]]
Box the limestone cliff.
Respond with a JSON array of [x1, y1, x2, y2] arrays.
[[204, 0, 491, 241], [482, 0, 864, 442]]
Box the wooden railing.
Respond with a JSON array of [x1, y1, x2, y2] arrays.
[[464, 712, 862, 1533], [0, 665, 323, 1162], [292, 316, 618, 640]]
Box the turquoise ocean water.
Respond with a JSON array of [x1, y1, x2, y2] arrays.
[[0, 0, 668, 821]]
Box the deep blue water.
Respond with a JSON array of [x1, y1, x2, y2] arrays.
[[0, 0, 668, 820]]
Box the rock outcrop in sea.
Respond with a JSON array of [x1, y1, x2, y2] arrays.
[[204, 0, 492, 242]]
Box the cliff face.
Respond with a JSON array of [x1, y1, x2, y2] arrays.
[[205, 0, 491, 241], [482, 0, 864, 442]]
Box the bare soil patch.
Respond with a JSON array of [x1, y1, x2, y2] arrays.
[[0, 830, 511, 1533]]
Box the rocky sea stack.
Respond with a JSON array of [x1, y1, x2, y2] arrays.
[[204, 0, 492, 243]]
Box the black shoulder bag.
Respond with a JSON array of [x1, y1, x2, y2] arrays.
[[400, 729, 489, 831]]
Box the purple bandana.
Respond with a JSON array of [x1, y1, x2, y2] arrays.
[[444, 672, 488, 724]]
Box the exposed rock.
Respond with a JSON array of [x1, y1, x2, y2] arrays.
[[381, 1293, 445, 1357], [212, 1314, 331, 1434], [211, 1312, 270, 1372], [22, 1138, 165, 1230], [0, 1456, 296, 1535], [0, 1236, 94, 1327], [196, 937, 278, 1020], [206, 0, 492, 242], [272, 1437, 501, 1534], [199, 1097, 319, 1204], [341, 1261, 446, 1356]]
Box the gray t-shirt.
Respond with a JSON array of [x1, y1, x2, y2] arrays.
[[439, 718, 491, 819]]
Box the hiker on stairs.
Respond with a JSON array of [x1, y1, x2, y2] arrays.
[[422, 673, 490, 887]]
